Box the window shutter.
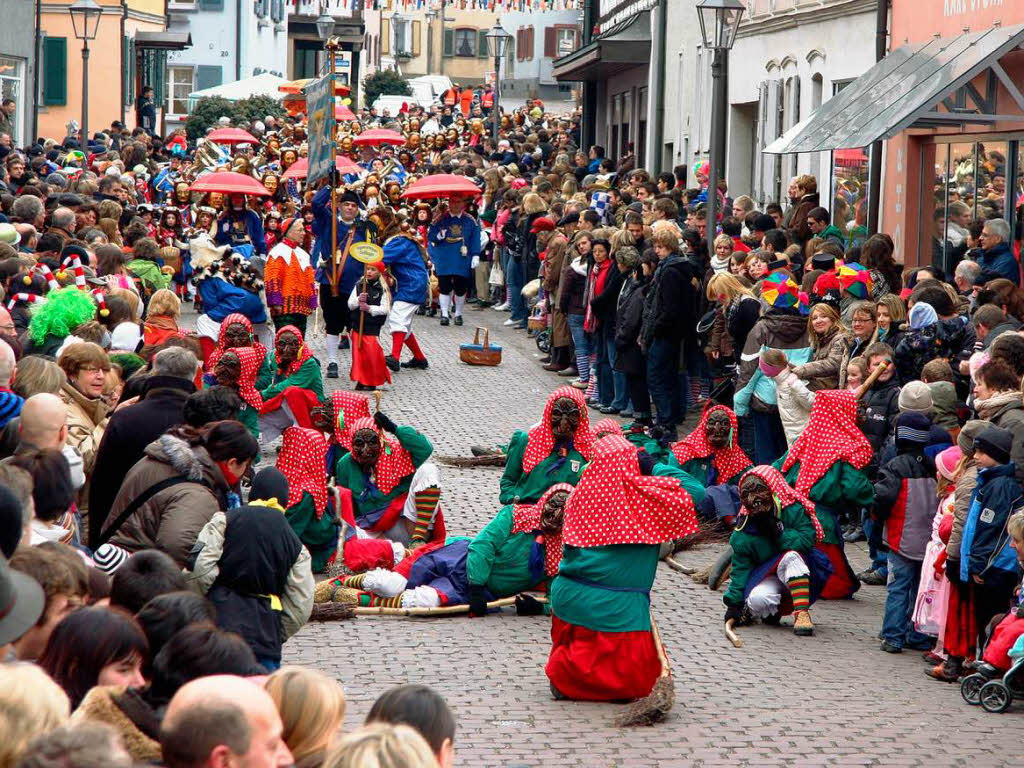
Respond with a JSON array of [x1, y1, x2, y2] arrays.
[[477, 29, 488, 59], [156, 51, 167, 105], [122, 37, 131, 107], [412, 21, 421, 56], [195, 65, 222, 93], [544, 27, 556, 58], [42, 36, 67, 106], [528, 28, 535, 60], [199, 0, 224, 9], [443, 28, 454, 58], [381, 19, 390, 54]]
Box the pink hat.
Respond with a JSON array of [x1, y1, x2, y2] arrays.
[[936, 445, 962, 481], [510, 178, 528, 190]]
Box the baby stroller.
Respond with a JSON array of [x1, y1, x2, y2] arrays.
[[960, 634, 1024, 713]]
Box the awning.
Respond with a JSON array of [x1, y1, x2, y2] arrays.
[[552, 12, 650, 82], [188, 73, 288, 103], [134, 31, 192, 51], [765, 23, 1024, 154]]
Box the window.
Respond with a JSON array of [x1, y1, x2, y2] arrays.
[[454, 28, 476, 57], [545, 26, 578, 58], [271, 0, 284, 23], [166, 66, 194, 116], [0, 57, 23, 143]]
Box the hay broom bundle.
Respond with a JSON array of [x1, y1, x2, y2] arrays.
[[614, 611, 674, 727]]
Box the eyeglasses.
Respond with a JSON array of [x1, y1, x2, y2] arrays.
[[851, 317, 873, 325]]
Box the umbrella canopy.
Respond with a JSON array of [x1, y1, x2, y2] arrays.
[[352, 128, 406, 147], [336, 104, 357, 121], [401, 174, 481, 200], [281, 155, 363, 180], [206, 127, 259, 145], [190, 172, 271, 196]]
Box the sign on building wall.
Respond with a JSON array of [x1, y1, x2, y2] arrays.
[[333, 51, 353, 87], [305, 74, 335, 185]]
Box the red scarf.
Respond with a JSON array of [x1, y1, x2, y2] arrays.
[[562, 435, 699, 547], [671, 404, 752, 483], [331, 391, 371, 450], [738, 465, 825, 543], [583, 259, 612, 333], [277, 427, 329, 517], [274, 324, 314, 378], [348, 416, 416, 495], [511, 482, 575, 577], [206, 313, 268, 373], [521, 386, 595, 474], [781, 390, 874, 496]]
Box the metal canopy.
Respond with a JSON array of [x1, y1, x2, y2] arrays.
[[133, 31, 192, 50], [552, 12, 651, 82], [765, 23, 1024, 154]]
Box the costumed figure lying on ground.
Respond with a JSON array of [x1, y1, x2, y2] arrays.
[[723, 466, 833, 636], [545, 434, 701, 702]]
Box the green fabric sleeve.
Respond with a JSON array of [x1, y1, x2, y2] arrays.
[[840, 463, 875, 508], [256, 355, 275, 391], [652, 462, 706, 507], [394, 425, 433, 467], [466, 506, 513, 587], [499, 431, 528, 505], [779, 502, 816, 553], [261, 357, 324, 402], [723, 552, 751, 606]]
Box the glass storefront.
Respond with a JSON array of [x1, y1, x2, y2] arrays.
[[0, 56, 24, 145], [831, 147, 871, 249]]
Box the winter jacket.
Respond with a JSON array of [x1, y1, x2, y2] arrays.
[[641, 253, 698, 345], [787, 192, 820, 247], [818, 225, 846, 249], [188, 502, 314, 662], [197, 275, 267, 325], [70, 687, 161, 763], [894, 316, 971, 385], [947, 462, 979, 561], [861, 378, 900, 459], [724, 295, 761, 365], [61, 382, 108, 478], [873, 449, 937, 561], [768, 369, 814, 444], [791, 327, 849, 390], [87, 375, 195, 547], [736, 310, 811, 412], [979, 241, 1020, 285], [724, 502, 816, 607], [959, 463, 1023, 582], [927, 381, 960, 432], [103, 432, 230, 565], [987, 398, 1024, 487], [558, 255, 588, 316], [589, 261, 624, 328], [614, 274, 649, 376], [126, 259, 171, 294]]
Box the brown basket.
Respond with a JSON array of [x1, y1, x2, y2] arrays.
[[459, 327, 502, 366], [527, 315, 546, 331]]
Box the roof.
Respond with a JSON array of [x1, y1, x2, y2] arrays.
[[188, 73, 288, 103], [552, 12, 651, 82], [765, 23, 1024, 154]]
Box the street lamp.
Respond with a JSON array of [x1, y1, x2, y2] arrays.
[[485, 23, 511, 141], [695, 0, 744, 238], [69, 0, 102, 154], [315, 11, 336, 42]]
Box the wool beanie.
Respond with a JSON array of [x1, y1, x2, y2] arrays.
[[936, 446, 962, 482], [957, 419, 988, 456], [249, 467, 289, 505], [895, 411, 932, 448], [898, 381, 933, 414], [974, 426, 1013, 465], [909, 302, 938, 330]]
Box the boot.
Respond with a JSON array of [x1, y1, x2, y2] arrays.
[[925, 657, 963, 682], [793, 610, 814, 636]]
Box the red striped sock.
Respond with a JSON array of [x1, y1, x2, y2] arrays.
[[411, 486, 441, 543], [788, 575, 811, 612]]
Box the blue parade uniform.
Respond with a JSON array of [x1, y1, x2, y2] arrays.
[[383, 235, 429, 305], [311, 186, 375, 299], [215, 208, 267, 255], [428, 213, 480, 278]]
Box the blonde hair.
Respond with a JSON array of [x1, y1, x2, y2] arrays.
[[706, 272, 753, 303], [107, 287, 142, 320], [807, 302, 845, 348], [876, 293, 906, 325], [713, 233, 734, 253], [323, 723, 439, 768], [608, 229, 636, 254], [650, 228, 679, 250], [521, 193, 547, 215], [0, 663, 71, 768], [266, 666, 347, 764], [1008, 509, 1024, 541], [148, 288, 181, 318]]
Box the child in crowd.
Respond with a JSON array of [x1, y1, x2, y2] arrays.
[[348, 258, 392, 391], [757, 347, 814, 447]]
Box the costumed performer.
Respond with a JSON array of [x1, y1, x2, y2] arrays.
[[214, 193, 266, 257], [545, 434, 701, 701], [257, 325, 326, 443], [428, 196, 481, 327], [210, 346, 264, 440], [382, 217, 430, 372], [278, 426, 340, 573], [777, 390, 874, 599], [203, 313, 274, 390], [500, 386, 594, 505], [309, 390, 372, 470], [347, 257, 392, 390], [191, 239, 268, 361], [723, 466, 832, 636], [265, 216, 317, 336]]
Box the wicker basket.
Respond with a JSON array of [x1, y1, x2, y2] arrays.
[[527, 314, 547, 331], [459, 327, 502, 366]]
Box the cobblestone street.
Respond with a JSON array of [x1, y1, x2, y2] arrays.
[[271, 307, 1019, 767]]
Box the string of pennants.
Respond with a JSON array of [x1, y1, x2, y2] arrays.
[[299, 0, 584, 11]]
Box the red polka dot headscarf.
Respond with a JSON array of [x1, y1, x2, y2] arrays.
[[738, 465, 824, 543], [522, 386, 594, 474], [277, 426, 329, 516], [670, 404, 752, 482], [348, 416, 415, 495], [274, 324, 314, 378], [331, 391, 371, 450], [511, 482, 575, 576], [561, 434, 699, 548], [591, 418, 624, 440], [207, 312, 267, 372], [781, 389, 874, 496], [228, 346, 263, 411]]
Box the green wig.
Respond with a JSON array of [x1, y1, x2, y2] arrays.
[[109, 352, 146, 380], [28, 286, 98, 345]]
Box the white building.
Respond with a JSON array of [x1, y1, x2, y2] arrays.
[[500, 10, 582, 105]]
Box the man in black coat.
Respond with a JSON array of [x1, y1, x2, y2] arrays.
[[87, 348, 198, 547]]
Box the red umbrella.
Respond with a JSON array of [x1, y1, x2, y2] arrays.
[[190, 172, 271, 196], [335, 104, 357, 121], [352, 128, 406, 147], [401, 174, 481, 200], [206, 127, 259, 145], [281, 155, 363, 180]]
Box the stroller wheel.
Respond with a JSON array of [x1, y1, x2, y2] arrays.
[[960, 673, 986, 706], [979, 680, 1013, 713], [534, 329, 550, 354]]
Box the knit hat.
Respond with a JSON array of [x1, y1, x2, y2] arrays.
[[936, 445, 962, 481], [530, 217, 555, 234], [957, 419, 988, 456], [110, 322, 142, 352], [898, 381, 933, 414], [92, 543, 130, 573], [974, 426, 1013, 465], [279, 216, 298, 238], [895, 411, 931, 447], [909, 302, 938, 329], [249, 466, 289, 505]]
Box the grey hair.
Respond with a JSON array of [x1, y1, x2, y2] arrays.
[[12, 195, 43, 223], [983, 218, 1010, 242], [954, 259, 981, 282], [152, 347, 199, 380], [50, 207, 76, 231], [16, 723, 132, 768], [0, 339, 14, 386]]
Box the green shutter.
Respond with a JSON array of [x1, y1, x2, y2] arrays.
[[122, 37, 131, 107], [195, 65, 222, 92], [199, 0, 224, 7], [127, 38, 136, 107], [443, 28, 454, 58], [154, 51, 167, 104], [477, 29, 489, 59], [42, 37, 67, 106]]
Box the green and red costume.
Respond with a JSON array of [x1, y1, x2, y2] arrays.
[[668, 404, 752, 487], [278, 426, 338, 572]]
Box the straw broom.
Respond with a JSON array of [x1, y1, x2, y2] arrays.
[[614, 611, 674, 727]]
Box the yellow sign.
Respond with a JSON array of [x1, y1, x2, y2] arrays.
[[350, 242, 384, 264]]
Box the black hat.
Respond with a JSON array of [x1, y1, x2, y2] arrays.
[[338, 189, 361, 205], [557, 211, 580, 226], [0, 557, 44, 646], [974, 426, 1013, 465], [766, 258, 787, 272], [249, 467, 289, 505], [753, 214, 776, 233], [0, 485, 23, 558], [812, 252, 836, 268]]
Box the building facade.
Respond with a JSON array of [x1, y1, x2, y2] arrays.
[[0, 0, 38, 146], [500, 10, 582, 105]]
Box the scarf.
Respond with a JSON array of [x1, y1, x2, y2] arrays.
[[670, 404, 752, 483], [206, 313, 268, 373], [511, 482, 574, 578], [737, 465, 824, 543], [974, 390, 1023, 421], [583, 259, 611, 333], [229, 346, 264, 410], [331, 391, 371, 450], [591, 418, 624, 440], [277, 427, 329, 517], [710, 252, 731, 275], [781, 390, 873, 496], [562, 435, 699, 547], [348, 416, 416, 495], [274, 324, 314, 378], [521, 386, 595, 475]]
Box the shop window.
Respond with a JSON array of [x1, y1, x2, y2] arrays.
[[0, 57, 23, 144], [831, 147, 870, 249], [166, 67, 194, 116]]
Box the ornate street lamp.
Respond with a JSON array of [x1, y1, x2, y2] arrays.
[[69, 0, 102, 153], [695, 0, 744, 236], [485, 23, 512, 140], [316, 11, 336, 42]]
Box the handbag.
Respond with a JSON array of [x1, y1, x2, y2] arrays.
[[488, 260, 504, 287], [459, 327, 502, 366]]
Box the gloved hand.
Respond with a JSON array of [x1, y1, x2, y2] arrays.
[[515, 593, 544, 616], [467, 585, 488, 617], [724, 603, 745, 623], [636, 450, 657, 476], [373, 411, 398, 433], [945, 558, 961, 586], [471, 255, 480, 269]]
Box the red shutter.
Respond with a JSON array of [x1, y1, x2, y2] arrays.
[[528, 28, 534, 60], [544, 27, 556, 58]]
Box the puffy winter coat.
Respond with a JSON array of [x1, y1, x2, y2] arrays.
[[736, 310, 812, 412], [873, 449, 937, 561], [791, 327, 849, 390], [959, 463, 1023, 582]]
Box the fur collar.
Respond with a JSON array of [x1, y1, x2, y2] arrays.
[[154, 433, 206, 481], [71, 686, 161, 763]]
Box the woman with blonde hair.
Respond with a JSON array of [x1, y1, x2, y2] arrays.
[[324, 723, 438, 768], [710, 233, 734, 275], [0, 663, 71, 768], [875, 292, 906, 350], [143, 288, 183, 348], [791, 302, 850, 390], [266, 667, 347, 768], [705, 273, 759, 366], [608, 228, 635, 255]]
